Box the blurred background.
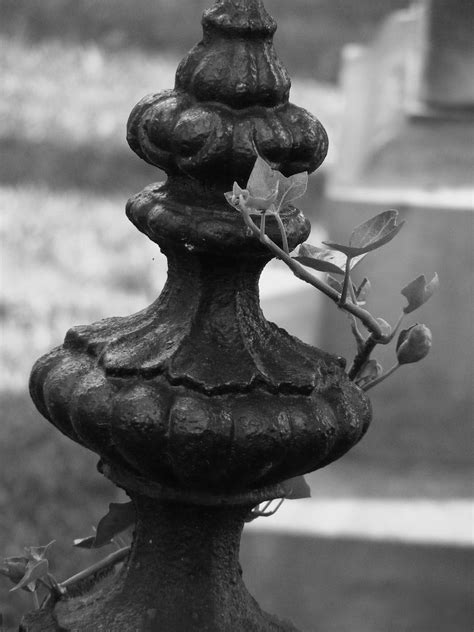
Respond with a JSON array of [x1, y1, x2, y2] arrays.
[[0, 0, 472, 630]]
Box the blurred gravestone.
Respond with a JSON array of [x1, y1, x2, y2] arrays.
[[319, 0, 473, 496]]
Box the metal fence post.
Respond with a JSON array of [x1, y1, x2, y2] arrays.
[[24, 1, 371, 630]]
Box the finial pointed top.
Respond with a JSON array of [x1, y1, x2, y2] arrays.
[[127, 0, 328, 187], [174, 0, 289, 109]]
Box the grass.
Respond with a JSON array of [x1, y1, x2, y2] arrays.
[[0, 391, 124, 628], [0, 35, 341, 194], [0, 0, 410, 82], [0, 185, 167, 393], [0, 183, 165, 627]]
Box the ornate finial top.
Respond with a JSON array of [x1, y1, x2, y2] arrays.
[[175, 0, 290, 108], [127, 0, 328, 188], [203, 0, 277, 36]]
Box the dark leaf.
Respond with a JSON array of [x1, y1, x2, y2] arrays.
[[73, 536, 98, 550], [324, 210, 404, 257], [294, 244, 366, 276], [293, 255, 344, 275], [0, 557, 28, 585], [75, 502, 135, 549], [281, 476, 311, 499], [401, 273, 439, 314], [10, 559, 48, 593]]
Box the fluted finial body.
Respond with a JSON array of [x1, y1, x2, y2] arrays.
[[29, 0, 369, 510]]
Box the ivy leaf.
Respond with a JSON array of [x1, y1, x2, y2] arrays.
[[1, 542, 55, 594], [225, 160, 279, 213], [24, 541, 55, 563], [350, 210, 404, 249], [401, 273, 439, 314], [226, 156, 308, 215], [294, 247, 346, 274], [246, 156, 308, 211], [246, 155, 279, 199], [294, 244, 367, 275], [10, 559, 49, 593], [244, 186, 279, 212], [281, 475, 311, 499], [243, 156, 280, 210], [324, 210, 404, 257], [277, 171, 308, 210], [355, 359, 383, 387], [74, 502, 135, 549]]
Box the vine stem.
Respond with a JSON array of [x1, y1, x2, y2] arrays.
[[274, 212, 290, 255], [348, 312, 406, 380], [392, 312, 405, 338], [240, 208, 388, 341], [348, 335, 378, 380], [60, 546, 130, 592], [363, 363, 400, 391], [260, 211, 266, 241], [339, 256, 353, 306], [350, 316, 366, 351]]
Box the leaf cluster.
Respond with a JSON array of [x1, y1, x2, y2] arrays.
[[1, 541, 55, 595], [226, 155, 439, 391]]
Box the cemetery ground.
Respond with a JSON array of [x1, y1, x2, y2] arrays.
[[1, 4, 472, 630]]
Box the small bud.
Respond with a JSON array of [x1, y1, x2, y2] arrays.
[[396, 324, 432, 365]]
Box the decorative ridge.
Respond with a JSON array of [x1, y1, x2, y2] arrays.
[[29, 346, 371, 497], [100, 460, 295, 507], [63, 246, 344, 396]]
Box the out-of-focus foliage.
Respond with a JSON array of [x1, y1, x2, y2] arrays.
[[0, 0, 410, 82]]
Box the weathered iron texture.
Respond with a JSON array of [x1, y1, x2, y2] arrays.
[[24, 1, 371, 630]]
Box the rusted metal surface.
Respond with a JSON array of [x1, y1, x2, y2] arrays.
[[25, 1, 371, 629]]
